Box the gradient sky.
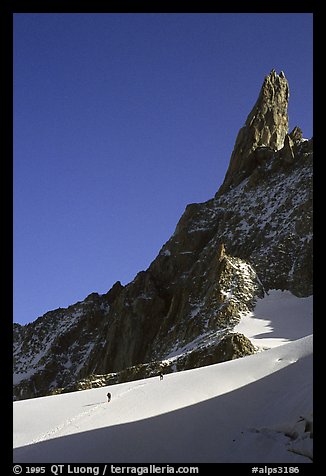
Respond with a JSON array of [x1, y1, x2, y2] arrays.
[[13, 13, 313, 325]]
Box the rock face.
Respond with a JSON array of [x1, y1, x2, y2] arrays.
[[48, 332, 256, 396], [13, 70, 313, 401], [218, 69, 289, 195]]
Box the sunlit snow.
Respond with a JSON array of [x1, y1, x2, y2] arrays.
[[13, 291, 312, 463]]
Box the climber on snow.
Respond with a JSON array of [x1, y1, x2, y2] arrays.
[[107, 392, 111, 403]]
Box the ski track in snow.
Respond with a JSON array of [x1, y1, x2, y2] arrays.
[[29, 401, 107, 444], [26, 381, 149, 446]]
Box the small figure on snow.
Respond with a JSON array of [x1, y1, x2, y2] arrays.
[[159, 372, 164, 381], [107, 392, 111, 403]]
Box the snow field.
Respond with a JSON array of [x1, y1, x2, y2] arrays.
[[234, 290, 313, 349], [13, 291, 313, 463]]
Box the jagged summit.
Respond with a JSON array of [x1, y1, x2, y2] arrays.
[[218, 69, 290, 195]]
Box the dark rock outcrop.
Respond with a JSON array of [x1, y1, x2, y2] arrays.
[[50, 332, 256, 395]]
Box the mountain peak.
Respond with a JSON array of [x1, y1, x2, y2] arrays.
[[217, 70, 289, 195], [13, 70, 312, 402]]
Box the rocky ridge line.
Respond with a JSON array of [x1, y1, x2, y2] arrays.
[[13, 70, 313, 400]]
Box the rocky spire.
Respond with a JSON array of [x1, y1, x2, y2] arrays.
[[217, 69, 289, 195]]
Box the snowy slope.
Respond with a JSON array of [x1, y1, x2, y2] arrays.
[[234, 290, 313, 349], [13, 291, 313, 464]]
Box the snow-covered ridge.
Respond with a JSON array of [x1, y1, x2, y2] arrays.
[[181, 139, 312, 297], [190, 144, 312, 250], [14, 311, 81, 385], [13, 298, 111, 395]]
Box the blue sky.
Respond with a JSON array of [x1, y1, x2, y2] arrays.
[[13, 13, 313, 325]]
